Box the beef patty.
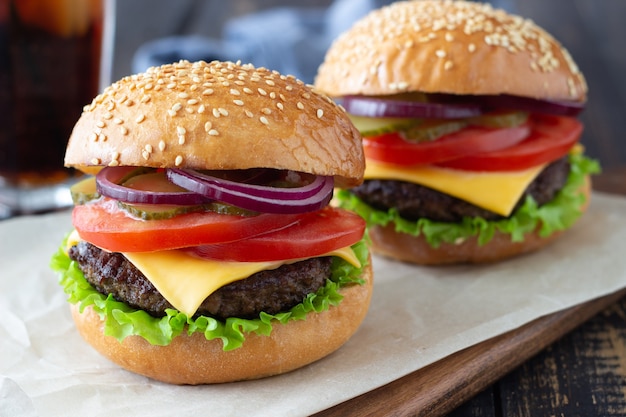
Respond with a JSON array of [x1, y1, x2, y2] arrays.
[[68, 241, 332, 320], [350, 156, 570, 222]]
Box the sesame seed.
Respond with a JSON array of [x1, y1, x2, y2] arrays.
[[208, 129, 219, 136], [121, 126, 128, 135], [258, 88, 267, 96], [141, 95, 151, 103], [269, 92, 276, 99], [178, 92, 189, 99], [229, 88, 240, 95], [277, 102, 284, 110], [103, 113, 113, 120], [98, 133, 107, 142], [233, 99, 244, 106], [89, 133, 98, 142], [166, 83, 176, 89], [204, 121, 213, 132], [172, 103, 182, 112], [317, 109, 324, 118], [175, 155, 183, 166], [212, 108, 221, 118], [158, 140, 166, 151], [261, 108, 271, 115], [96, 121, 105, 128], [202, 89, 214, 95], [218, 108, 228, 116], [91, 158, 101, 165], [468, 43, 476, 53], [167, 109, 176, 117], [444, 60, 454, 70], [135, 114, 145, 123], [260, 116, 269, 125], [265, 79, 275, 86], [108, 160, 119, 167], [198, 104, 206, 113], [297, 102, 304, 110], [187, 99, 198, 105], [142, 151, 150, 160], [285, 85, 293, 91], [243, 87, 253, 94], [245, 110, 253, 118], [435, 49, 447, 58], [178, 136, 185, 145], [176, 126, 186, 135]]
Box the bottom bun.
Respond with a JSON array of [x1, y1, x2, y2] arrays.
[[70, 261, 373, 385], [369, 178, 591, 265]]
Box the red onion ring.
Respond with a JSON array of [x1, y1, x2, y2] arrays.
[[167, 169, 334, 214], [96, 166, 209, 205], [477, 94, 585, 117], [341, 95, 483, 119], [167, 169, 327, 200]]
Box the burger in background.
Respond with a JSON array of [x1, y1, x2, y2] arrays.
[[51, 60, 372, 384], [315, 0, 600, 265]]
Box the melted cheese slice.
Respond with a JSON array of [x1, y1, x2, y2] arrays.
[[364, 160, 546, 216], [67, 230, 360, 317]]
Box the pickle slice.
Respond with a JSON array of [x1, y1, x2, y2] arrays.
[[118, 201, 256, 220], [402, 119, 468, 142], [348, 114, 418, 137], [469, 111, 529, 128], [70, 176, 99, 205], [122, 171, 189, 193]]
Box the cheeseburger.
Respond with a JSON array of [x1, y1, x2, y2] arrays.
[[51, 60, 372, 384], [315, 0, 599, 265]]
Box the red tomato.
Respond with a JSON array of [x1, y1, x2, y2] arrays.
[[72, 198, 304, 253], [185, 206, 366, 262], [437, 114, 583, 171], [363, 123, 531, 166]]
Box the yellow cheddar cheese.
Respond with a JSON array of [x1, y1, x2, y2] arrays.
[[364, 160, 546, 216]]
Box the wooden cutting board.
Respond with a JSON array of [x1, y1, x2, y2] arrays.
[[313, 170, 626, 417]]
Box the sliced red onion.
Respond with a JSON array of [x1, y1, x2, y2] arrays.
[[477, 94, 585, 116], [167, 169, 326, 201], [96, 166, 209, 205], [167, 169, 334, 214], [341, 95, 483, 119]]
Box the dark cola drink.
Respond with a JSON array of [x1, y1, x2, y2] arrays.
[[0, 0, 106, 214]]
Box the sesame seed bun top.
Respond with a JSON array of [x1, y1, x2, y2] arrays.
[[65, 60, 365, 188], [314, 0, 587, 102]]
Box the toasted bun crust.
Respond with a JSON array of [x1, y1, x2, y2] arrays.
[[315, 0, 587, 102], [65, 60, 364, 188], [367, 177, 591, 265], [70, 261, 373, 384]]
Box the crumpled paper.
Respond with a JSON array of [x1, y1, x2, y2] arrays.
[[1, 192, 625, 417]]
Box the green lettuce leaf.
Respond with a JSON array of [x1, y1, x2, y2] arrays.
[[50, 239, 369, 351], [336, 153, 600, 248]]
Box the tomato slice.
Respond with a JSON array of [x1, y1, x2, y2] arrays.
[[363, 123, 530, 166], [185, 206, 366, 262], [72, 198, 304, 253], [436, 114, 583, 171]]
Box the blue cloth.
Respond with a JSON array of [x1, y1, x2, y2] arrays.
[[132, 0, 515, 84]]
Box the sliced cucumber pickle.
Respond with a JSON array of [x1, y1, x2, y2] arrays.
[[122, 171, 189, 193], [70, 176, 100, 205], [402, 119, 468, 142], [469, 111, 529, 128], [118, 201, 256, 220], [348, 114, 418, 137]]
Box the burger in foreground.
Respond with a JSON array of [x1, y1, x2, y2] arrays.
[[315, 0, 599, 265], [50, 60, 372, 384]]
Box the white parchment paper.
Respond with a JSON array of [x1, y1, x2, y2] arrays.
[[1, 192, 625, 417]]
